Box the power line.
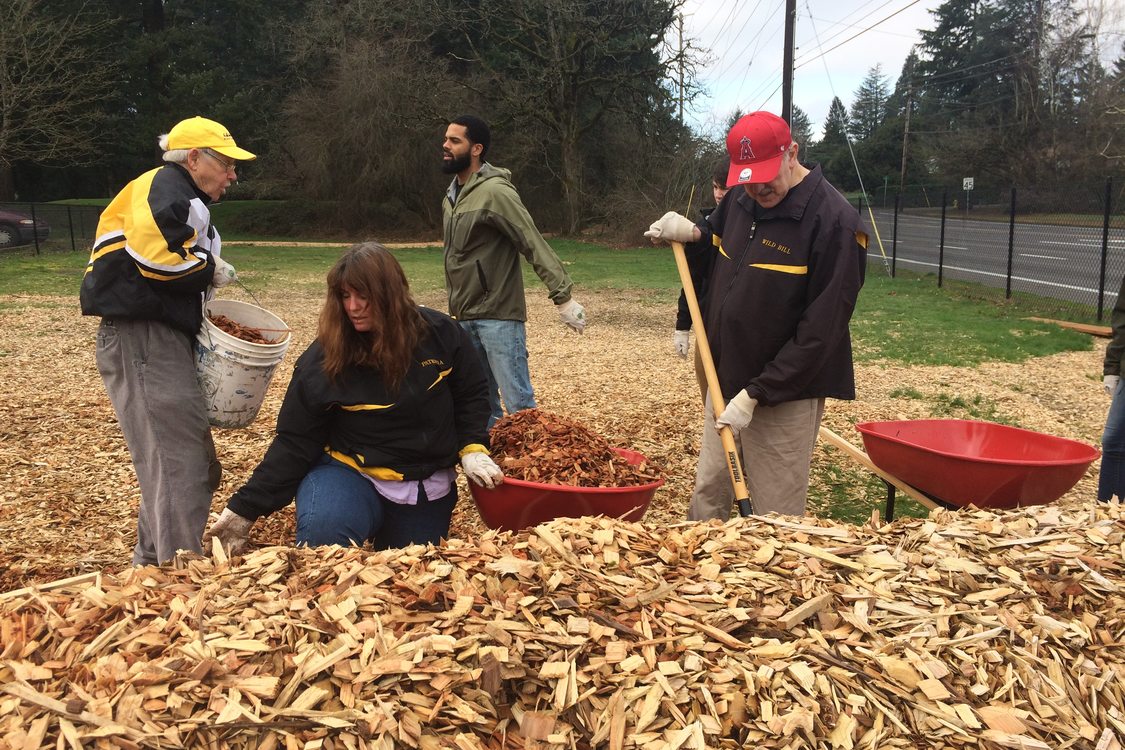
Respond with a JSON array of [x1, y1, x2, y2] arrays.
[[794, 0, 926, 71], [794, 0, 908, 64]]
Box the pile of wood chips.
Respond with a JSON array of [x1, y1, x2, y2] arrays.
[[490, 409, 663, 487], [2, 502, 1123, 749], [208, 313, 281, 345]]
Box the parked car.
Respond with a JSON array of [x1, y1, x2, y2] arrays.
[[0, 208, 51, 248]]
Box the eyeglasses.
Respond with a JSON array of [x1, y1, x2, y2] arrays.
[[201, 149, 237, 173]]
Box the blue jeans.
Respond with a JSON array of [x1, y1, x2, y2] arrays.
[[1100, 379, 1125, 501], [295, 457, 457, 549], [459, 319, 536, 427]]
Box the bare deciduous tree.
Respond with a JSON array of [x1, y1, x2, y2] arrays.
[[0, 0, 119, 199]]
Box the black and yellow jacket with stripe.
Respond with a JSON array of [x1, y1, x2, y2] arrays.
[[80, 164, 218, 335], [701, 165, 867, 407], [227, 306, 492, 521]]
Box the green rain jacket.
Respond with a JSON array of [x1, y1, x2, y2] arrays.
[[442, 163, 573, 322]]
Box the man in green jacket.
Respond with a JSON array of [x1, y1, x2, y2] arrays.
[[441, 114, 587, 427]]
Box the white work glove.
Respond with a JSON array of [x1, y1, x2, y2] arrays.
[[203, 507, 254, 556], [673, 330, 690, 358], [557, 298, 587, 334], [213, 256, 237, 288], [715, 389, 758, 433], [1106, 374, 1120, 396], [644, 211, 697, 244], [461, 452, 504, 488]]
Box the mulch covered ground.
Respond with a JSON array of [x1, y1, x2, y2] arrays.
[[0, 284, 1112, 592]]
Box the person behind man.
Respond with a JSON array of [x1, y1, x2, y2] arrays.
[[80, 116, 253, 565], [1098, 272, 1125, 501], [205, 243, 503, 554], [645, 111, 867, 519], [441, 114, 587, 427], [673, 155, 730, 403]]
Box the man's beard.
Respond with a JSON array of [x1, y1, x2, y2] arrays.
[[441, 153, 471, 175]]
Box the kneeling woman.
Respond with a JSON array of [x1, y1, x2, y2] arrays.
[[206, 242, 502, 553]]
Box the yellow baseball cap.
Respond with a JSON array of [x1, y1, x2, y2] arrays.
[[166, 116, 257, 160]]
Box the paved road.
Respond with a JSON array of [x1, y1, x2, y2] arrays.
[[864, 208, 1125, 309]]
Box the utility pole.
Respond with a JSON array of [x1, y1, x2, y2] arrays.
[[678, 14, 685, 124], [899, 76, 912, 192], [782, 0, 796, 123]]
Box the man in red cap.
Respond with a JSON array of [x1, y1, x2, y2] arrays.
[[645, 110, 867, 520], [81, 116, 257, 565]]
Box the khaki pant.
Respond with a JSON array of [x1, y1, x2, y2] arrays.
[[692, 344, 707, 404], [96, 319, 220, 565], [688, 393, 825, 520]]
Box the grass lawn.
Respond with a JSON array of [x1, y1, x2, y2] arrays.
[[3, 240, 1092, 367]]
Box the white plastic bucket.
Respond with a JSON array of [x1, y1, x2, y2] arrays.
[[195, 299, 291, 429]]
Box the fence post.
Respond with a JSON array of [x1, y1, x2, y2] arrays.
[[891, 193, 900, 278], [1099, 177, 1113, 323], [67, 206, 76, 253], [938, 190, 947, 288], [28, 202, 41, 255], [1006, 188, 1016, 299]]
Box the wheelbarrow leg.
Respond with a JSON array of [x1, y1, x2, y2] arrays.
[[883, 480, 896, 522]]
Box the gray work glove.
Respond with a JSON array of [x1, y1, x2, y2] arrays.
[[557, 298, 587, 334], [1106, 374, 1120, 396], [213, 257, 237, 288], [673, 330, 690, 358], [204, 507, 254, 555], [461, 452, 504, 488], [715, 389, 758, 433], [644, 211, 697, 244]]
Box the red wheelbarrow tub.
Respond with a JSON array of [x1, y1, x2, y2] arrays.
[[856, 419, 1099, 510], [469, 448, 664, 532]]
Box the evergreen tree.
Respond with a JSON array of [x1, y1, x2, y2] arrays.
[[818, 97, 854, 188], [848, 65, 889, 141], [821, 97, 849, 146], [789, 105, 815, 149]]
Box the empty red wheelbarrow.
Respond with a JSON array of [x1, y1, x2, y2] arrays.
[[469, 448, 664, 532], [851, 419, 1099, 518]]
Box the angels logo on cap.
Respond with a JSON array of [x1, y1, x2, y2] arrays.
[[725, 111, 792, 188], [739, 136, 756, 162]]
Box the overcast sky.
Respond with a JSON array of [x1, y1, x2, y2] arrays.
[[679, 0, 1125, 139]]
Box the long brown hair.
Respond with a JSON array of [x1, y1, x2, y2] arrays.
[[318, 242, 428, 389]]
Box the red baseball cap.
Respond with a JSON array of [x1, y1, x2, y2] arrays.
[[725, 111, 792, 187]]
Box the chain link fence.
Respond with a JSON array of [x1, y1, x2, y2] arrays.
[[0, 202, 104, 254], [861, 178, 1124, 325], [6, 185, 1125, 326]]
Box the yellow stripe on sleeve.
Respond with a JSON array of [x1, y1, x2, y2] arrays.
[[341, 403, 394, 411], [749, 263, 808, 275], [327, 450, 405, 480], [428, 367, 453, 390]]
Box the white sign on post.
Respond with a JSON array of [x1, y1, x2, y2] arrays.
[[963, 177, 975, 191]]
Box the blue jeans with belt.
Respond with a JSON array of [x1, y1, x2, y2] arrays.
[[458, 319, 536, 428], [1099, 378, 1125, 501], [295, 457, 457, 549]]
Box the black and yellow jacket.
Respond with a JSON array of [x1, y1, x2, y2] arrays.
[[80, 164, 218, 335], [227, 307, 492, 521], [703, 165, 867, 407]]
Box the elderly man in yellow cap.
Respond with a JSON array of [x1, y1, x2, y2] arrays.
[[80, 116, 257, 566]]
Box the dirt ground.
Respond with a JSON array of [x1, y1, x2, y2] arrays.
[[0, 286, 1110, 592]]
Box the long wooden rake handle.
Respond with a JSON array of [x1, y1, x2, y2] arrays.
[[671, 241, 754, 517]]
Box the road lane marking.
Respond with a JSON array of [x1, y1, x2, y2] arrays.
[[892, 257, 1113, 296], [1020, 254, 1067, 261], [1039, 239, 1125, 246]]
